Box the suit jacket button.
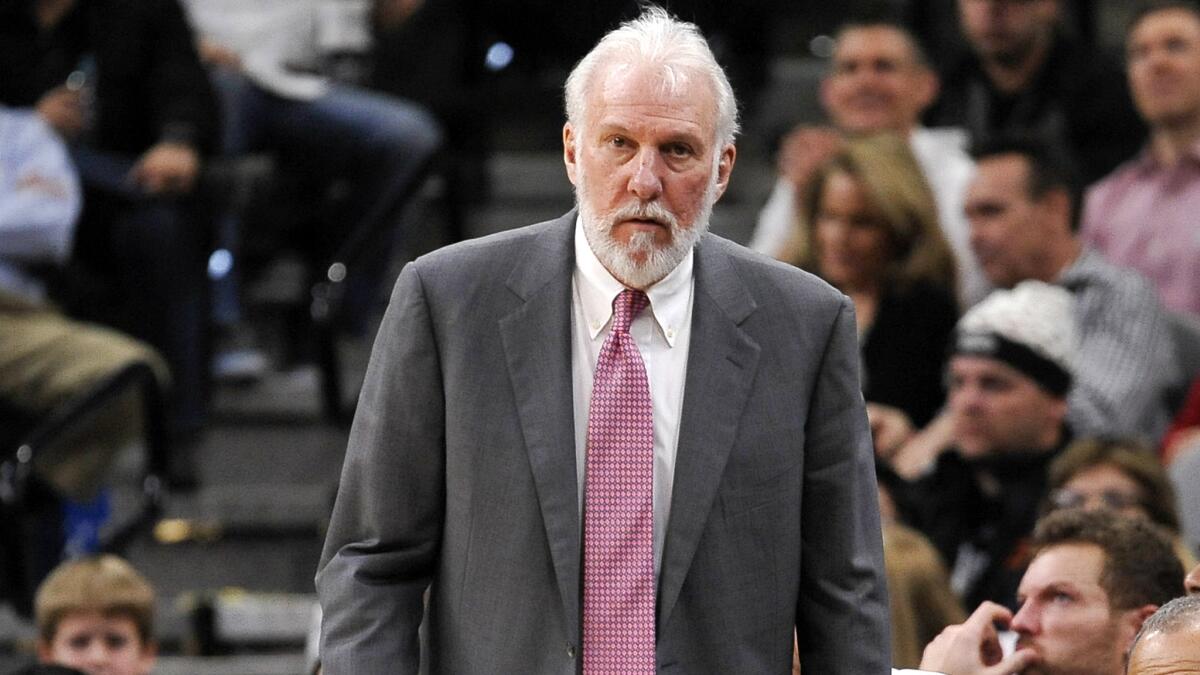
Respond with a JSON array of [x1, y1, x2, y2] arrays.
[[567, 645, 576, 659]]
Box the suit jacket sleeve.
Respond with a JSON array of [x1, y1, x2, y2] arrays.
[[796, 295, 891, 672], [316, 263, 445, 674]]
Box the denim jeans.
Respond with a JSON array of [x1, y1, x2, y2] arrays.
[[211, 69, 443, 330]]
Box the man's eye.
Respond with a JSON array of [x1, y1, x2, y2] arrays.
[[665, 143, 693, 157], [609, 136, 628, 148]]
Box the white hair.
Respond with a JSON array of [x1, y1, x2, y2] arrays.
[[564, 5, 740, 148]]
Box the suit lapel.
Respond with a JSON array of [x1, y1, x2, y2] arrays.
[[498, 214, 582, 644], [657, 236, 761, 628]]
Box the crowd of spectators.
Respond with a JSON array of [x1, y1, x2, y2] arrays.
[[2, 0, 1200, 672]]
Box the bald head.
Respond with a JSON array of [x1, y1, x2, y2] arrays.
[[1126, 595, 1200, 674]]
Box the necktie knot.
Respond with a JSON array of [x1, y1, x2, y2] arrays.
[[612, 289, 650, 335]]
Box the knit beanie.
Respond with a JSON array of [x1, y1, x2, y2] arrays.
[[953, 280, 1076, 396]]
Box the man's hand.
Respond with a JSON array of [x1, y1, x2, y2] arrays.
[[890, 410, 956, 479], [777, 125, 842, 191], [375, 0, 425, 30], [919, 602, 1039, 675], [867, 403, 915, 460], [129, 142, 200, 194], [197, 37, 242, 71], [36, 86, 87, 139]]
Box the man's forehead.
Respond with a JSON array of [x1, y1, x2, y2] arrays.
[[1130, 8, 1200, 45], [587, 62, 717, 138], [970, 155, 1032, 196], [834, 25, 921, 65], [950, 354, 1033, 383], [1021, 543, 1105, 593]]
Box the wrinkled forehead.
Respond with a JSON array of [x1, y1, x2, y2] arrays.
[[585, 61, 718, 129]]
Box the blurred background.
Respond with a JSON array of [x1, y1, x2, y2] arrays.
[[0, 0, 1173, 672]]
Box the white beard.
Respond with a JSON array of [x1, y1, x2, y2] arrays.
[[576, 164, 719, 289]]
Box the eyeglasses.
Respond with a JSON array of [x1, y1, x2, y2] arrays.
[[1049, 488, 1144, 512]]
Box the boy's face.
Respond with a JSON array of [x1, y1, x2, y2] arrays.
[[39, 612, 156, 675]]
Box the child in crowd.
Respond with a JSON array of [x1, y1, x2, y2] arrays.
[[33, 555, 156, 675]]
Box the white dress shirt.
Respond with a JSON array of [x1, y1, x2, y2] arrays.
[[570, 218, 694, 578]]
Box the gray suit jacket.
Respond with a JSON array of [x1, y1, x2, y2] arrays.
[[316, 212, 890, 674]]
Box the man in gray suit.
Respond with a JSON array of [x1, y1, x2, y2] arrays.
[[316, 7, 890, 673]]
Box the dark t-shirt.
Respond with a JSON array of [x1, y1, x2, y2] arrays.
[[926, 32, 1145, 183], [861, 280, 959, 428]]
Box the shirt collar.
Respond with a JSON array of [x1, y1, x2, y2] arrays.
[[1129, 137, 1200, 173], [573, 216, 693, 347]]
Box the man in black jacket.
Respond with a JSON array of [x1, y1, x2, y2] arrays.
[[0, 0, 220, 462], [895, 281, 1076, 611], [927, 0, 1144, 183]]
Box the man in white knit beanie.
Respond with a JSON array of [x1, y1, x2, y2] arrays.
[[891, 280, 1078, 611]]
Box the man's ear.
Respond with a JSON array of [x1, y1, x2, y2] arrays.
[[913, 68, 940, 112], [563, 122, 579, 186], [137, 639, 158, 675], [1120, 604, 1159, 652], [712, 143, 737, 201], [818, 76, 835, 118], [36, 638, 53, 664], [1038, 188, 1073, 234]]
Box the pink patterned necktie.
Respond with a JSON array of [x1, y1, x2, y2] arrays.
[[583, 288, 655, 674]]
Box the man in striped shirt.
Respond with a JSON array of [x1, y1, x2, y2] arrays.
[[963, 135, 1178, 443]]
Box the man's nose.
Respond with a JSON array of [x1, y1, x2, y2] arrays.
[[1010, 600, 1038, 635], [628, 149, 663, 201], [85, 640, 110, 668], [951, 385, 983, 412]]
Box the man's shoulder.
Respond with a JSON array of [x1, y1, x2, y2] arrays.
[[697, 233, 847, 312], [1067, 250, 1156, 293]]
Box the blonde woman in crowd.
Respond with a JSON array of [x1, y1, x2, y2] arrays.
[[784, 133, 959, 431]]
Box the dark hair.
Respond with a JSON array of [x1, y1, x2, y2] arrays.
[[1127, 0, 1200, 37], [1045, 437, 1181, 531], [1031, 509, 1183, 611], [834, 6, 931, 68], [970, 134, 1083, 231]]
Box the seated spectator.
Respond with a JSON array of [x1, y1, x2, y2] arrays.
[[0, 0, 220, 457], [1044, 437, 1197, 568], [893, 281, 1075, 610], [1081, 1, 1200, 318], [750, 14, 988, 306], [183, 0, 442, 334], [926, 0, 1145, 183], [919, 509, 1184, 675], [784, 133, 959, 428], [0, 105, 167, 502], [33, 555, 157, 675], [1126, 595, 1200, 675], [965, 135, 1178, 442]]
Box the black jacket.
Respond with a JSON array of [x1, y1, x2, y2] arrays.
[[926, 31, 1145, 183], [0, 0, 218, 156]]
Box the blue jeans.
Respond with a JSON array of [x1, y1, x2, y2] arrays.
[[211, 69, 443, 329]]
